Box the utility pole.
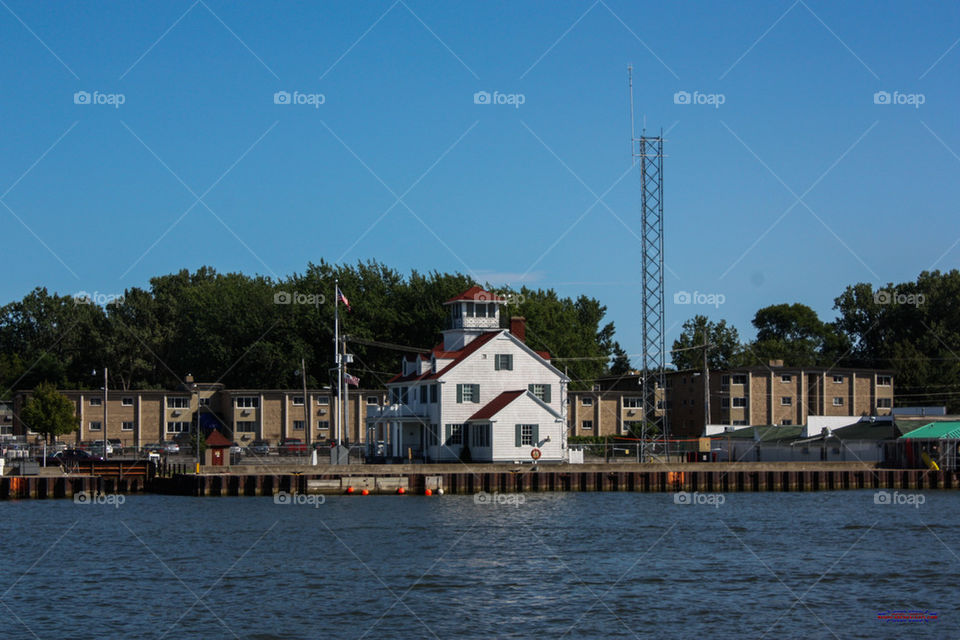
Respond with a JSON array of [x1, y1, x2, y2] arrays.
[[301, 357, 310, 450], [702, 343, 711, 437], [103, 367, 108, 461]]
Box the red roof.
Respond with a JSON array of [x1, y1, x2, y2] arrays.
[[387, 331, 501, 384], [468, 390, 527, 421], [444, 286, 505, 304], [205, 430, 233, 447]]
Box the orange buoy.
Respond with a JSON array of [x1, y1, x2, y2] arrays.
[[424, 488, 433, 496], [346, 486, 355, 494], [360, 489, 370, 496], [397, 487, 405, 495]]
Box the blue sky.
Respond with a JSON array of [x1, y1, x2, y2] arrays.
[[1, 1, 958, 365]]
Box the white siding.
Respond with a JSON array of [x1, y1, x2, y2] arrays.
[[487, 394, 564, 462]]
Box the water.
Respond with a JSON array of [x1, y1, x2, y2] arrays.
[[0, 490, 955, 639]]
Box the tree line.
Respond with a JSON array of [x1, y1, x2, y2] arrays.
[[0, 260, 627, 398], [671, 269, 960, 413]]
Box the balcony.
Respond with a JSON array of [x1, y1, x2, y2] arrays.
[[368, 404, 431, 420], [445, 315, 500, 331]]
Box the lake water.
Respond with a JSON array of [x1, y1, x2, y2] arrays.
[[0, 490, 956, 639]]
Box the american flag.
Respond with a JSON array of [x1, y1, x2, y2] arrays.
[[344, 373, 359, 387], [336, 286, 351, 311]]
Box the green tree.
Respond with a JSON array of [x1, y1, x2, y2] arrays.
[[743, 303, 849, 367], [671, 315, 741, 370], [20, 381, 79, 444]]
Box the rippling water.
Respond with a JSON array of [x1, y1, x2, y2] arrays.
[[0, 490, 956, 639]]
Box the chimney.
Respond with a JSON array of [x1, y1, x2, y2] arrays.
[[768, 359, 783, 368], [510, 316, 526, 343]]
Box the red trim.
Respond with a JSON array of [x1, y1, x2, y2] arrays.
[[444, 285, 505, 304], [467, 390, 526, 420]]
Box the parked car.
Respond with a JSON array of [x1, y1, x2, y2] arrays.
[[107, 439, 125, 455], [279, 438, 306, 455], [141, 443, 165, 455], [248, 440, 271, 456], [87, 442, 113, 456], [37, 449, 103, 465], [163, 442, 180, 454], [229, 442, 242, 457]]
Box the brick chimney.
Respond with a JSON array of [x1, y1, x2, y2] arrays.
[[510, 316, 526, 343]]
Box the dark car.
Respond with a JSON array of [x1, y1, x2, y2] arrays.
[[248, 440, 271, 456], [279, 438, 306, 455], [37, 449, 103, 466]]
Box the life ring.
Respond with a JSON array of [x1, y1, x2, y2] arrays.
[[530, 448, 542, 460]]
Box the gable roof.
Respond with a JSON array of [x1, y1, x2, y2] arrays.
[[467, 390, 526, 420], [901, 421, 960, 439], [387, 331, 501, 384], [444, 286, 505, 303], [205, 430, 233, 447]]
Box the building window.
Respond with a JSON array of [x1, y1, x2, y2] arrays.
[[122, 421, 134, 431], [656, 400, 664, 410], [780, 374, 792, 383], [582, 397, 593, 406], [89, 397, 102, 406], [445, 424, 463, 445], [731, 374, 747, 385], [426, 424, 439, 447], [519, 424, 535, 446], [733, 420, 747, 426], [781, 397, 792, 406], [235, 421, 256, 433], [877, 375, 892, 386], [877, 398, 892, 408], [581, 420, 593, 431], [833, 397, 844, 406], [122, 397, 133, 407], [292, 396, 304, 406], [430, 384, 438, 404], [624, 397, 642, 408], [494, 354, 513, 371], [457, 384, 479, 404], [732, 397, 747, 408], [166, 421, 189, 433], [235, 396, 259, 408], [167, 397, 190, 408], [721, 375, 730, 386], [293, 420, 304, 431], [317, 396, 330, 405], [529, 384, 551, 403], [781, 419, 792, 426], [472, 424, 491, 448], [366, 396, 379, 405], [199, 397, 210, 406], [721, 398, 730, 409], [89, 421, 102, 431], [832, 375, 844, 384], [316, 421, 330, 433]]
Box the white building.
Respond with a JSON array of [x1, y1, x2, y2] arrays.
[[368, 286, 569, 463]]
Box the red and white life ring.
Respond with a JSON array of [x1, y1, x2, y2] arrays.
[[530, 448, 542, 460]]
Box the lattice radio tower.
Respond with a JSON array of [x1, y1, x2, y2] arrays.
[[628, 66, 669, 461]]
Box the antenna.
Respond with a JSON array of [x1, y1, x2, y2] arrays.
[[628, 64, 636, 159]]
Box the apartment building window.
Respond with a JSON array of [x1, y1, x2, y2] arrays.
[[656, 400, 665, 410], [167, 397, 190, 408], [235, 421, 256, 433], [166, 421, 189, 433], [122, 397, 134, 406], [430, 384, 438, 404], [235, 396, 259, 408], [582, 397, 593, 406], [732, 374, 747, 385], [89, 397, 102, 406], [781, 397, 792, 406], [122, 421, 134, 431], [317, 396, 330, 405], [721, 375, 730, 386], [781, 419, 792, 426], [472, 424, 491, 448], [780, 375, 792, 383], [292, 396, 304, 406], [445, 424, 463, 445], [877, 398, 892, 408], [833, 397, 844, 406], [733, 420, 747, 426], [877, 375, 892, 386], [366, 396, 379, 405], [517, 424, 537, 446], [682, 399, 687, 407], [316, 421, 330, 432], [732, 397, 747, 408], [624, 397, 642, 408], [293, 420, 305, 431], [581, 420, 593, 431], [199, 397, 210, 406], [89, 421, 102, 431], [494, 354, 513, 371], [457, 384, 479, 403], [833, 375, 844, 384], [721, 398, 730, 408]]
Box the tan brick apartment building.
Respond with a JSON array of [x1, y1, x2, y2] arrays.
[[568, 364, 894, 438], [12, 382, 387, 448]]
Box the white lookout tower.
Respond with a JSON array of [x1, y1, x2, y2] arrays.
[[441, 286, 505, 351]]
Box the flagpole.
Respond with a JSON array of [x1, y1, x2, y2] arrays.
[[335, 277, 342, 447]]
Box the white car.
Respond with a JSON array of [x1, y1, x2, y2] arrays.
[[163, 442, 180, 454]]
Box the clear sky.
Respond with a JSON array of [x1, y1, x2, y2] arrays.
[[1, 1, 958, 365]]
